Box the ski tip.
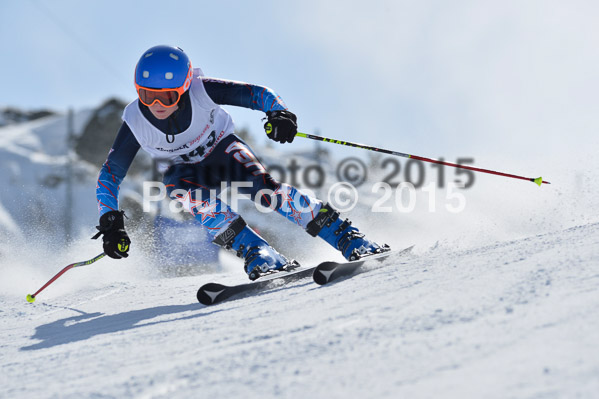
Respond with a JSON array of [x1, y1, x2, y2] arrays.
[[26, 294, 35, 303], [313, 269, 329, 286], [313, 262, 342, 286], [197, 283, 228, 306]]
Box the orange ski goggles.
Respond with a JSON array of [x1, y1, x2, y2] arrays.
[[136, 87, 183, 107], [135, 67, 194, 108]]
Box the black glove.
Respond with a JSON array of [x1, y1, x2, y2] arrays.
[[91, 210, 131, 259], [264, 110, 297, 143]]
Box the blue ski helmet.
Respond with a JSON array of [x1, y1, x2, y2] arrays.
[[134, 45, 193, 90]]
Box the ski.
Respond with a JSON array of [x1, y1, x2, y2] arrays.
[[197, 265, 317, 306], [197, 246, 413, 305], [312, 245, 414, 285]]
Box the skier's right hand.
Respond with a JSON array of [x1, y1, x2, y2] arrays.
[[91, 210, 131, 259]]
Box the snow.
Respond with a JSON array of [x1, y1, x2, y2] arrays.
[[0, 111, 99, 247], [1, 220, 598, 398], [1, 106, 598, 398]]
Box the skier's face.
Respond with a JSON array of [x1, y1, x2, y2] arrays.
[[148, 102, 179, 120]]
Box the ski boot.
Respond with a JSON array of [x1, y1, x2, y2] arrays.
[[306, 203, 390, 261], [212, 217, 298, 280]]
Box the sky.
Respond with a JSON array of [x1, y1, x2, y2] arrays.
[[1, 0, 598, 163]]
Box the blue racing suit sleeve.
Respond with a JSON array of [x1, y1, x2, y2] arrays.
[[202, 78, 288, 112], [96, 122, 141, 216]]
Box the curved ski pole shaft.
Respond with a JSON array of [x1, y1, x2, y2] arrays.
[[296, 132, 550, 186], [26, 253, 106, 303]]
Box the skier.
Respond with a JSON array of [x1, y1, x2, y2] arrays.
[[93, 45, 389, 280]]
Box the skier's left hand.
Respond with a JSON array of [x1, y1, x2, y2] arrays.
[[264, 110, 297, 144]]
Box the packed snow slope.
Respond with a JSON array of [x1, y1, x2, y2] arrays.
[[1, 104, 598, 398], [1, 220, 598, 398]]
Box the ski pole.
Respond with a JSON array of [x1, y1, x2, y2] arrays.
[[296, 132, 550, 186], [26, 253, 107, 303]]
